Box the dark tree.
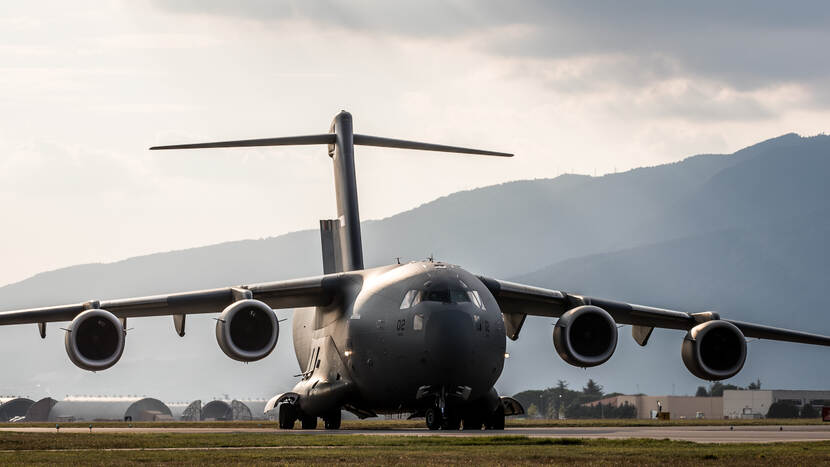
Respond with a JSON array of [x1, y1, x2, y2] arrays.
[[695, 386, 709, 397], [583, 379, 604, 398], [767, 401, 800, 418], [800, 404, 820, 418], [748, 378, 762, 390], [512, 390, 547, 418], [709, 382, 738, 397]]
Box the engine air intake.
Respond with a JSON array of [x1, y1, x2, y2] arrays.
[[64, 309, 125, 371], [553, 305, 618, 367], [215, 299, 279, 362], [681, 320, 746, 380]]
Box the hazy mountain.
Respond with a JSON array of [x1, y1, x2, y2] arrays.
[[1, 133, 828, 401], [503, 208, 830, 396]]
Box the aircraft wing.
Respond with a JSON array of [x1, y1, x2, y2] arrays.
[[0, 273, 350, 327], [477, 276, 830, 346]]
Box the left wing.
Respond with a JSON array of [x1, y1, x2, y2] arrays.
[[477, 276, 830, 346], [0, 273, 350, 329], [0, 272, 356, 370]]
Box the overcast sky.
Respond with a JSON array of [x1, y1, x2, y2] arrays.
[[1, 1, 829, 286]]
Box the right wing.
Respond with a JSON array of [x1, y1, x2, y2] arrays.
[[0, 272, 354, 328], [478, 276, 830, 346]]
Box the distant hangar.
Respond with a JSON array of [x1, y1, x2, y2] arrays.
[[0, 397, 35, 422], [8, 396, 272, 422]]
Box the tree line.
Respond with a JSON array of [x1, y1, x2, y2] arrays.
[[694, 378, 762, 397], [512, 379, 636, 419]]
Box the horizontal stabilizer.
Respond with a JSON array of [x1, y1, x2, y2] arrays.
[[151, 133, 511, 156], [353, 134, 513, 157], [150, 134, 335, 150]]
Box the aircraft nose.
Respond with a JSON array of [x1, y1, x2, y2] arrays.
[[423, 307, 474, 380]]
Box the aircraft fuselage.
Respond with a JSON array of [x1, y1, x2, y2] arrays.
[[291, 261, 506, 416]]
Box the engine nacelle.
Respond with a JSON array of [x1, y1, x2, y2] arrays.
[[215, 299, 279, 362], [682, 320, 746, 380], [64, 309, 125, 371], [553, 305, 618, 367]]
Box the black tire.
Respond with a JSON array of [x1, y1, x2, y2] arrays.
[[425, 407, 441, 431], [278, 404, 296, 430], [462, 414, 483, 431], [442, 410, 461, 430], [486, 405, 505, 430], [323, 411, 341, 430], [300, 414, 317, 430]]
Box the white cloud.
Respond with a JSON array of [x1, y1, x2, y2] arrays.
[[0, 1, 828, 286]]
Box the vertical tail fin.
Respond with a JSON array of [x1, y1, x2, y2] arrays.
[[150, 110, 512, 272]]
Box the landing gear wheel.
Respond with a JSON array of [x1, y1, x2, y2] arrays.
[[425, 407, 442, 431], [462, 414, 483, 431], [278, 404, 296, 430], [300, 413, 318, 430], [485, 405, 505, 430], [323, 411, 341, 430], [442, 410, 461, 430]]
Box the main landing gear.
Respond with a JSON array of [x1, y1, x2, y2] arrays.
[[278, 403, 341, 430], [424, 404, 504, 431], [278, 403, 298, 429], [278, 403, 317, 430], [323, 410, 341, 430]]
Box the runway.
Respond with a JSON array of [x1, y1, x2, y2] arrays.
[[2, 425, 830, 443]]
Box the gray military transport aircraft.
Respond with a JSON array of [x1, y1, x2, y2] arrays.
[[2, 111, 830, 431]]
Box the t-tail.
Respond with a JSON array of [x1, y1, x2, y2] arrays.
[[151, 111, 512, 273]]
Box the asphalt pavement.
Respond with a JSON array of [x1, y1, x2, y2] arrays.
[[2, 425, 830, 443]]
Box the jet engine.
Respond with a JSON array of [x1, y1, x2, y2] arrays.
[[215, 299, 279, 362], [64, 309, 126, 371], [681, 320, 746, 380], [553, 305, 618, 367]]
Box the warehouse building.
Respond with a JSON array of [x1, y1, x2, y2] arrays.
[[584, 389, 830, 420], [586, 395, 723, 420], [723, 390, 830, 419]]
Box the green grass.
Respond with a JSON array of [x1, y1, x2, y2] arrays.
[[0, 433, 828, 465]]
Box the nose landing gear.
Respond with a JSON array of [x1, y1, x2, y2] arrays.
[[424, 406, 461, 430], [421, 385, 506, 431], [425, 407, 441, 431]]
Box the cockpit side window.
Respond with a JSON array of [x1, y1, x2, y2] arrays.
[[400, 290, 421, 309], [468, 290, 486, 310]]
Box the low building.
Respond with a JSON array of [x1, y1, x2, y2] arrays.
[[586, 395, 723, 420], [238, 400, 270, 420], [168, 400, 202, 421], [723, 390, 830, 419], [0, 397, 35, 422], [24, 396, 172, 422]]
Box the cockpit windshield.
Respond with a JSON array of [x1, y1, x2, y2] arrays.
[[399, 280, 486, 310], [424, 287, 470, 304]]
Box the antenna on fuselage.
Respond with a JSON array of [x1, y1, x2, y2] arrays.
[[151, 111, 512, 273]]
